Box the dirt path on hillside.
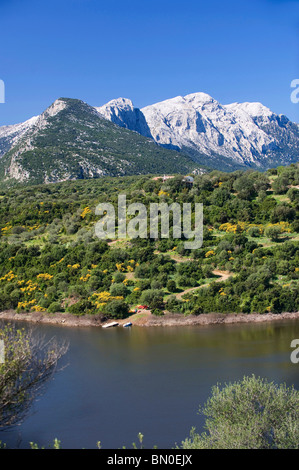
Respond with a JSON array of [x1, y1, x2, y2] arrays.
[[212, 269, 232, 282], [175, 270, 232, 299], [154, 250, 193, 263]]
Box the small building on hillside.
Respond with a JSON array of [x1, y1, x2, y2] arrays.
[[182, 175, 194, 186]]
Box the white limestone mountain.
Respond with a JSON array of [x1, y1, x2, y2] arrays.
[[0, 98, 197, 185], [0, 92, 297, 186], [0, 116, 38, 158], [96, 92, 299, 171], [95, 98, 153, 138]]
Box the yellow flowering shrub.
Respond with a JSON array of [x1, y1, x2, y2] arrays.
[[80, 273, 91, 282], [20, 281, 39, 295], [1, 226, 12, 233], [0, 271, 16, 282], [37, 273, 53, 280], [81, 206, 92, 218], [158, 190, 170, 197], [31, 305, 47, 312], [116, 263, 126, 272], [90, 291, 124, 309], [17, 299, 47, 312], [205, 250, 215, 258], [219, 221, 291, 235]]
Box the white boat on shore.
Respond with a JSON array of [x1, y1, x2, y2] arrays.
[[102, 321, 119, 328]]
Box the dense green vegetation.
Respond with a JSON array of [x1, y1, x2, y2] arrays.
[[0, 163, 298, 319]]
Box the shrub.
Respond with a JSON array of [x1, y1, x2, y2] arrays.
[[109, 283, 128, 297], [181, 375, 299, 449], [272, 176, 289, 194], [166, 280, 177, 293], [165, 295, 183, 313], [47, 302, 63, 314], [247, 226, 260, 238], [113, 272, 126, 283], [12, 226, 26, 235], [140, 289, 164, 310], [68, 299, 93, 315], [152, 308, 164, 316], [103, 300, 129, 319], [151, 280, 163, 290], [287, 187, 299, 203]]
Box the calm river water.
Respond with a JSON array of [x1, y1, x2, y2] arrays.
[[0, 319, 299, 449]]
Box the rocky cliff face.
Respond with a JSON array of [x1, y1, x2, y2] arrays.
[[96, 98, 152, 138], [0, 116, 38, 158]]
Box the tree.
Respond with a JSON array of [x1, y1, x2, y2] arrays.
[[272, 175, 290, 194], [103, 299, 129, 319], [113, 272, 126, 283], [140, 289, 164, 310], [166, 280, 177, 293], [210, 188, 231, 206], [251, 173, 270, 193], [181, 375, 299, 449], [47, 301, 63, 313], [0, 324, 68, 429], [233, 176, 256, 200], [247, 226, 260, 238], [271, 204, 295, 223], [264, 225, 282, 242], [109, 283, 128, 297]]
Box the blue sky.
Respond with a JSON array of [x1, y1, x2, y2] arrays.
[[0, 0, 298, 125]]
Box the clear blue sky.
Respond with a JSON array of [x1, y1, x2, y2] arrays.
[[0, 0, 298, 125]]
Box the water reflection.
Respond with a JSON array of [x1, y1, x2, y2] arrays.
[[0, 319, 298, 449]]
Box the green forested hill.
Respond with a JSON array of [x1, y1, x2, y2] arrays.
[[0, 98, 198, 186], [0, 164, 298, 318]]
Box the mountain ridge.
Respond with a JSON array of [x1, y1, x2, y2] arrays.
[[0, 92, 298, 186], [97, 92, 299, 170], [0, 98, 198, 186]]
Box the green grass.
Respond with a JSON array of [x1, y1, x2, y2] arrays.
[[272, 194, 290, 203]]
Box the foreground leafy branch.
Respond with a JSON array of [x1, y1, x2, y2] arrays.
[[0, 324, 68, 429]]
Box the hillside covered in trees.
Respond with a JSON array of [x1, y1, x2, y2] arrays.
[[0, 163, 298, 320]]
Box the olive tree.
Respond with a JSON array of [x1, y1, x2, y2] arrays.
[[264, 225, 282, 242], [181, 375, 299, 449]]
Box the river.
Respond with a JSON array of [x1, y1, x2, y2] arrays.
[[0, 319, 298, 449]]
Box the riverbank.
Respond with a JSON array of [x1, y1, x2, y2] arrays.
[[0, 310, 103, 327], [0, 309, 299, 328], [142, 311, 299, 327]]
